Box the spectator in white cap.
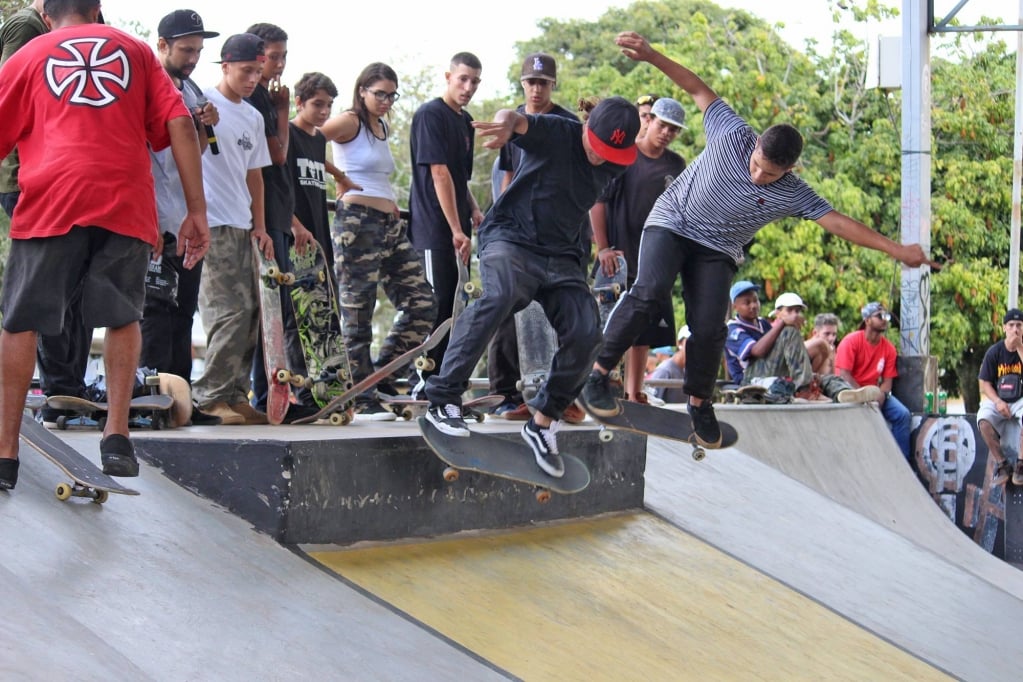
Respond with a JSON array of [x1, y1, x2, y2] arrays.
[[591, 95, 687, 404], [725, 284, 880, 404]]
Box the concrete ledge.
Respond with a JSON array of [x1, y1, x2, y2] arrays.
[[134, 425, 646, 544]]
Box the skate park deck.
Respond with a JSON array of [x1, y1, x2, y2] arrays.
[[3, 404, 1022, 680]]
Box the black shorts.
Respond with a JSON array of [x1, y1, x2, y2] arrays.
[[1, 227, 150, 334]]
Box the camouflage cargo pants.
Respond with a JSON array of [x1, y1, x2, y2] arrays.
[[333, 204, 436, 387], [743, 326, 814, 389], [192, 226, 260, 407]]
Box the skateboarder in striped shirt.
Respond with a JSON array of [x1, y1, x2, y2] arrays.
[[581, 31, 938, 449]]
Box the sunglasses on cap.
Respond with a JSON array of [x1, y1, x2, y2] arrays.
[[636, 94, 658, 106]]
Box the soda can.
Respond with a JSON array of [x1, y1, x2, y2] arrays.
[[925, 391, 934, 414], [938, 390, 947, 415]]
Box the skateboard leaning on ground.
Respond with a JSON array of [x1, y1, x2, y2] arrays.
[[581, 398, 738, 460], [382, 394, 504, 422], [18, 414, 139, 504], [514, 301, 558, 403], [719, 384, 768, 404], [292, 317, 454, 425], [452, 252, 482, 321], [45, 394, 175, 431], [288, 241, 354, 415], [593, 253, 627, 329], [253, 241, 301, 425], [417, 416, 590, 503]]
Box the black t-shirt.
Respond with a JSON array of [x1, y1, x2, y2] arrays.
[[597, 148, 686, 280], [979, 340, 1023, 383], [478, 114, 626, 265], [407, 97, 474, 250], [287, 122, 330, 257], [246, 84, 295, 234]]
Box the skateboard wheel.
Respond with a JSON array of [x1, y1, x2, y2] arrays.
[[288, 374, 306, 387], [608, 369, 621, 382], [55, 483, 73, 501], [400, 409, 413, 421], [93, 490, 109, 504], [56, 415, 68, 430], [267, 265, 280, 278], [442, 466, 459, 482], [611, 283, 621, 295], [473, 412, 485, 423], [463, 282, 476, 295], [329, 411, 351, 426], [598, 428, 614, 443], [692, 447, 706, 461], [535, 489, 551, 504], [275, 369, 291, 384], [97, 416, 107, 431], [145, 374, 161, 387], [282, 272, 296, 285], [414, 357, 435, 371], [317, 271, 326, 283]]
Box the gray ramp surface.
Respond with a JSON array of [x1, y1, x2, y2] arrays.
[[643, 404, 1023, 682], [0, 430, 504, 681]]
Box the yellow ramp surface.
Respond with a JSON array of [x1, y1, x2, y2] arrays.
[[311, 513, 946, 681]]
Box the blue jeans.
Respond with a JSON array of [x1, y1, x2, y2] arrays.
[[881, 392, 912, 460]]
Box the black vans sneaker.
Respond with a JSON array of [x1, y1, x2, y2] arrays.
[[354, 401, 397, 422], [100, 434, 139, 477], [0, 458, 19, 490], [522, 418, 565, 478], [580, 370, 619, 417], [687, 400, 722, 448], [426, 403, 469, 437]]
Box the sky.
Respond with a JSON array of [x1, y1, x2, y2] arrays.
[[94, 0, 1015, 102]]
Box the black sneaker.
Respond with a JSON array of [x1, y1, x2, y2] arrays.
[[0, 458, 19, 490], [282, 403, 322, 424], [354, 401, 398, 422], [426, 403, 469, 437], [580, 370, 619, 417], [100, 434, 139, 477], [188, 405, 223, 426], [522, 418, 565, 478], [687, 401, 722, 448]]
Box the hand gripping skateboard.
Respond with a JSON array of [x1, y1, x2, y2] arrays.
[[381, 394, 504, 421], [581, 398, 738, 460], [452, 253, 482, 321], [45, 394, 175, 431], [417, 416, 590, 503], [593, 253, 627, 329], [291, 317, 453, 425], [514, 301, 558, 403], [253, 241, 300, 425], [18, 414, 139, 503], [287, 241, 354, 412]]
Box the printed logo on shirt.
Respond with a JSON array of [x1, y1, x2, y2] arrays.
[[997, 361, 1023, 378], [875, 358, 886, 375], [237, 132, 254, 151], [46, 38, 130, 107]]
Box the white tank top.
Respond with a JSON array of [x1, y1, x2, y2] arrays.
[[331, 119, 396, 202]]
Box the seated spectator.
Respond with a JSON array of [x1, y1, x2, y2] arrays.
[[647, 325, 690, 404], [976, 308, 1023, 485], [725, 283, 880, 404], [835, 302, 911, 459], [805, 312, 840, 375]]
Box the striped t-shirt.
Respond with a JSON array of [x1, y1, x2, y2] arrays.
[[644, 98, 833, 264]]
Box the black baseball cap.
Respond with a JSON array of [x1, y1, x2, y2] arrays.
[[217, 33, 266, 64], [1005, 309, 1023, 323], [158, 10, 219, 40], [585, 96, 640, 166]]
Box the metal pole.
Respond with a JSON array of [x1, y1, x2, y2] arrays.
[[1009, 0, 1023, 309]]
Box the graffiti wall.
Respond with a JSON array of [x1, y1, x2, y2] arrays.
[[912, 414, 1017, 558]]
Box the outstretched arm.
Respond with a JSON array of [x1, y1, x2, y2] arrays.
[[615, 32, 719, 114], [472, 110, 528, 150], [816, 210, 940, 269]]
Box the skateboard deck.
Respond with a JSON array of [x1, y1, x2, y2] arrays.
[[382, 394, 504, 421], [253, 242, 294, 425], [514, 301, 558, 402], [288, 242, 354, 410], [417, 416, 589, 501], [45, 394, 175, 430], [19, 414, 139, 503], [593, 253, 627, 328], [720, 384, 768, 404], [582, 398, 738, 459], [452, 254, 482, 321], [292, 317, 454, 425]]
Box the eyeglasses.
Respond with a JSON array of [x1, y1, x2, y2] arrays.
[[636, 94, 659, 106], [364, 88, 400, 103]]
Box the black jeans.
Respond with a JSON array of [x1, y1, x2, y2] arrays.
[[597, 227, 736, 400], [426, 241, 601, 420]]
